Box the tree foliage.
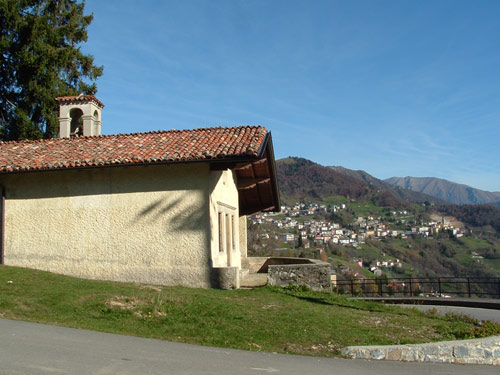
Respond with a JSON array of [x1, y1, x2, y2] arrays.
[[0, 0, 103, 140], [276, 157, 375, 203], [438, 204, 500, 233]]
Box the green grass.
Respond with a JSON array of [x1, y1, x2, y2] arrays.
[[295, 215, 315, 223], [270, 213, 286, 220], [355, 243, 387, 260], [348, 201, 387, 217], [327, 256, 375, 278], [459, 236, 493, 249], [484, 258, 500, 274], [315, 196, 349, 206], [1, 265, 499, 357]]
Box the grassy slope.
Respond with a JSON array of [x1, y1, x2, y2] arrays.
[[1, 265, 499, 357]]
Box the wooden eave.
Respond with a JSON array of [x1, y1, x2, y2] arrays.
[[210, 132, 280, 216]]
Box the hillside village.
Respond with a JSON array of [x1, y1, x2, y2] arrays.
[[250, 201, 466, 276], [252, 202, 464, 244]]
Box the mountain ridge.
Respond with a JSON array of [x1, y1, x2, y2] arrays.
[[328, 166, 448, 205], [276, 157, 446, 206], [385, 176, 500, 206]]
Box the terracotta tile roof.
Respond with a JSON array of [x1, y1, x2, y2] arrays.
[[56, 95, 104, 108], [0, 126, 268, 173]]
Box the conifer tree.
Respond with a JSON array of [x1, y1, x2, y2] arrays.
[[0, 0, 103, 140], [297, 233, 303, 248]]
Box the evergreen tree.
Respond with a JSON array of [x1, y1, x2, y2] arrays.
[[0, 0, 103, 140], [297, 233, 303, 248]]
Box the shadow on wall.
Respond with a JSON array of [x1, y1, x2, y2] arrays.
[[134, 188, 229, 289], [1, 163, 226, 287], [133, 193, 207, 232]]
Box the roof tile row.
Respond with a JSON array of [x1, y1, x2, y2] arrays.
[[0, 126, 268, 173]]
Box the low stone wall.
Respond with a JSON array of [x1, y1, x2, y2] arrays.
[[267, 260, 331, 291], [342, 336, 500, 365], [258, 257, 317, 273], [242, 257, 270, 274]]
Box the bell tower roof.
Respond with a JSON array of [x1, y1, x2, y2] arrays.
[[56, 95, 104, 108]]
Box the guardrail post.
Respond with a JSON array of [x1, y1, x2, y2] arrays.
[[467, 277, 471, 298], [438, 278, 441, 296], [409, 278, 413, 297], [350, 279, 354, 296]]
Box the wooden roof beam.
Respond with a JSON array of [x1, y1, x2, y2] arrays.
[[237, 177, 271, 190], [233, 163, 253, 171], [233, 158, 267, 171], [240, 204, 276, 216]]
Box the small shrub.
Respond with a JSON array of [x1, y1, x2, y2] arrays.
[[282, 284, 311, 293]]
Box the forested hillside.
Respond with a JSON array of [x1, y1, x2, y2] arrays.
[[249, 157, 500, 286]]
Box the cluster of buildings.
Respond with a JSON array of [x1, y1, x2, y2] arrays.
[[250, 202, 464, 250], [357, 257, 403, 277]]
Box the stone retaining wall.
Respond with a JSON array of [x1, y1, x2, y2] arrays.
[[342, 336, 500, 365], [267, 261, 331, 291], [242, 257, 269, 274]]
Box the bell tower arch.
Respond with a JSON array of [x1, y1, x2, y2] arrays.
[[56, 95, 104, 138]]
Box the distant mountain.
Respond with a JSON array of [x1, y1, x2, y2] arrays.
[[276, 157, 445, 206], [329, 166, 447, 205], [384, 176, 500, 206]]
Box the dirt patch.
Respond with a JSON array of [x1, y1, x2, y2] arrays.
[[261, 304, 280, 310], [106, 296, 139, 310], [138, 284, 163, 292]]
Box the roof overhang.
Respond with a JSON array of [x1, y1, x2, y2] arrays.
[[210, 132, 280, 216]]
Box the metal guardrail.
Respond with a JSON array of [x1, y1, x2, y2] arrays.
[[334, 277, 500, 298]]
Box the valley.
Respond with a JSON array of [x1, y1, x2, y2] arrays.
[[248, 157, 500, 290]]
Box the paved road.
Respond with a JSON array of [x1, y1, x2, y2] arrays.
[[398, 304, 500, 323], [0, 319, 497, 375]]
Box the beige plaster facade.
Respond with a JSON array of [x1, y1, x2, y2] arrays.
[[0, 162, 244, 288], [209, 169, 240, 268]]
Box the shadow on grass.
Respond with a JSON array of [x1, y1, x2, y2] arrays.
[[276, 291, 411, 315], [293, 295, 385, 312]]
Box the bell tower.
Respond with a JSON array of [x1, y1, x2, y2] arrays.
[[56, 95, 104, 138]]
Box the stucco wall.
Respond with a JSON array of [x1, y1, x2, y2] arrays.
[[208, 169, 241, 270], [239, 216, 247, 261], [1, 163, 213, 287]]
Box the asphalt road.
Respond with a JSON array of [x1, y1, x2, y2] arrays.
[[398, 304, 500, 323], [0, 319, 498, 375]]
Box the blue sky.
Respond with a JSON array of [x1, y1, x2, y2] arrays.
[[82, 0, 500, 191]]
